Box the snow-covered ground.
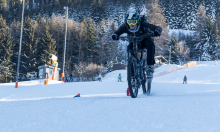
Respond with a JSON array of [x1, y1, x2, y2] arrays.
[[1, 61, 220, 132]]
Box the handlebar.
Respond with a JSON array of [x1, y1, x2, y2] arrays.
[[119, 31, 154, 43]]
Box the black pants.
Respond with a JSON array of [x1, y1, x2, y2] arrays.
[[127, 38, 155, 65]]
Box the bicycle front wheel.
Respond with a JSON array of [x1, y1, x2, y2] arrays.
[[127, 56, 139, 98]]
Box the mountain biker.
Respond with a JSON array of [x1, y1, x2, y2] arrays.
[[111, 10, 162, 78]]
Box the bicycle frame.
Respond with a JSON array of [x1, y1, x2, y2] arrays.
[[129, 33, 148, 87]]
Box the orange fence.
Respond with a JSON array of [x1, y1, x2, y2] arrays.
[[153, 61, 197, 78]]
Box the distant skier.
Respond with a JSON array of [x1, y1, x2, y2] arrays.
[[183, 75, 187, 84], [98, 74, 102, 82], [118, 73, 122, 82], [69, 74, 73, 82]]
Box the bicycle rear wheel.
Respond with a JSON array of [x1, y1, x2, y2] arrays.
[[127, 56, 139, 98], [142, 59, 147, 94], [142, 81, 147, 94]]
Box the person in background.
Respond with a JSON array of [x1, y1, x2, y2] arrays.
[[98, 74, 102, 82], [183, 75, 187, 84], [118, 73, 122, 82], [62, 76, 65, 83], [65, 75, 69, 82], [69, 74, 73, 82]]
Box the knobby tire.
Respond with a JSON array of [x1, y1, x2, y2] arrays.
[[127, 56, 138, 98]]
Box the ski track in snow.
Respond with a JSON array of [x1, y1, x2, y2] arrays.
[[1, 61, 220, 132]]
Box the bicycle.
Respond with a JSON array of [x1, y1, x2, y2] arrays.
[[120, 29, 155, 98]]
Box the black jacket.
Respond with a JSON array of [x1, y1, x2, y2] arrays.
[[114, 21, 162, 39]]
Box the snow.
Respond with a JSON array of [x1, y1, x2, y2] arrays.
[[168, 29, 196, 38], [1, 61, 220, 131]]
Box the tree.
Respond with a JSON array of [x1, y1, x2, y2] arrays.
[[214, 23, 220, 60], [86, 17, 98, 63], [169, 33, 179, 64], [38, 17, 56, 65], [105, 19, 118, 63], [10, 18, 21, 76], [200, 16, 220, 61], [185, 33, 200, 61], [23, 17, 38, 73], [194, 3, 207, 60], [74, 22, 88, 63], [146, 0, 169, 56], [0, 15, 14, 82], [49, 14, 65, 70]]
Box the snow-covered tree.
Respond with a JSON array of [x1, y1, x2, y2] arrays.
[[38, 17, 56, 65], [169, 33, 180, 64], [22, 17, 38, 74], [0, 15, 14, 82], [86, 17, 98, 63]]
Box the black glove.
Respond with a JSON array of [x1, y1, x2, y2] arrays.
[[112, 33, 119, 40], [154, 31, 161, 37]]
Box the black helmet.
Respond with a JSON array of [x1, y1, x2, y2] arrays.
[[125, 10, 141, 32], [125, 10, 140, 20]]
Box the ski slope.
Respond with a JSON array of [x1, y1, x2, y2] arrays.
[[1, 61, 220, 132]]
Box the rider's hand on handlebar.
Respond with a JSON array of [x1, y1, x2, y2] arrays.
[[154, 31, 161, 37], [112, 33, 119, 40]]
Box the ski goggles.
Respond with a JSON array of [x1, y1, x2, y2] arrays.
[[127, 20, 138, 25]]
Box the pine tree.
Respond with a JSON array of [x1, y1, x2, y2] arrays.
[[195, 3, 207, 34], [97, 20, 108, 65], [169, 0, 177, 29], [23, 17, 38, 73], [0, 15, 14, 82], [74, 21, 88, 63], [170, 33, 179, 64], [161, 0, 171, 26], [105, 19, 118, 63], [86, 17, 98, 63], [206, 16, 215, 59], [188, 0, 198, 30], [210, 21, 220, 60], [185, 33, 199, 61], [199, 15, 218, 61], [194, 3, 207, 60], [204, 0, 216, 23], [214, 23, 220, 60], [9, 19, 20, 76], [39, 17, 56, 65]]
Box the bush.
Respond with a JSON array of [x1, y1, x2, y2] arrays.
[[73, 62, 106, 82]]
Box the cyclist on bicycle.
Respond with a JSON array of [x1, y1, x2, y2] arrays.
[[112, 10, 162, 78]]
